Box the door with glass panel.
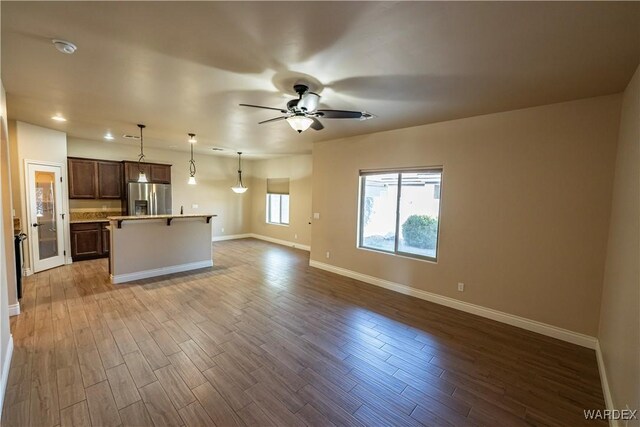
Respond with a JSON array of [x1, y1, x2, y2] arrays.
[[27, 163, 65, 272]]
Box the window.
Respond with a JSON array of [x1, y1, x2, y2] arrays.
[[266, 178, 290, 225], [359, 168, 443, 261]]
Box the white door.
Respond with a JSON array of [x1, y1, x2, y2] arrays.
[[27, 163, 65, 272]]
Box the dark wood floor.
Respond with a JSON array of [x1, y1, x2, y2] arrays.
[[2, 238, 606, 426]]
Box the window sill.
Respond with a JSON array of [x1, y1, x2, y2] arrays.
[[266, 222, 289, 227], [356, 245, 438, 264]]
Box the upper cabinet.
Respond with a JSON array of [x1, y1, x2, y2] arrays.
[[123, 161, 171, 184], [97, 161, 123, 199], [68, 158, 122, 199], [68, 158, 97, 199]]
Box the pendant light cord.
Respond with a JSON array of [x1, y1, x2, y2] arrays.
[[237, 152, 244, 187], [137, 124, 146, 172], [189, 143, 196, 177]]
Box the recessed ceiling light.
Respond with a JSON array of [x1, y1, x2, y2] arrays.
[[104, 133, 114, 141], [52, 39, 77, 55], [51, 114, 67, 122]]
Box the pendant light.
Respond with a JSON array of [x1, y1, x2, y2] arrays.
[[231, 152, 247, 193], [187, 133, 197, 185], [137, 124, 148, 183]]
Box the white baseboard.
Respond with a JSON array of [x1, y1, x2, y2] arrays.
[[0, 335, 14, 416], [309, 260, 597, 349], [111, 260, 214, 284], [8, 303, 20, 317], [249, 234, 311, 252], [595, 341, 618, 426], [212, 234, 251, 242], [211, 232, 311, 252]]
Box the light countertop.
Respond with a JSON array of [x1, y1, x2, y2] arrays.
[[107, 214, 217, 221], [70, 219, 110, 224]]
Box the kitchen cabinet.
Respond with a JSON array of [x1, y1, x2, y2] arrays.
[[97, 161, 123, 199], [68, 158, 122, 199], [124, 161, 171, 183], [70, 222, 110, 261], [68, 158, 97, 199]]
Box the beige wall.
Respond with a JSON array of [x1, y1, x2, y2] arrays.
[[67, 138, 252, 238], [598, 65, 639, 417], [9, 121, 70, 275], [249, 155, 313, 247], [311, 94, 621, 336]]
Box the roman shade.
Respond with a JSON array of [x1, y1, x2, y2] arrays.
[[267, 178, 290, 195]]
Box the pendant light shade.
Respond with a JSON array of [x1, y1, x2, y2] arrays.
[[286, 115, 314, 133], [187, 133, 197, 185], [137, 124, 148, 183], [231, 152, 247, 193]]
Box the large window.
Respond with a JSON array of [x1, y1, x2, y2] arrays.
[[359, 169, 443, 261], [266, 178, 290, 225]]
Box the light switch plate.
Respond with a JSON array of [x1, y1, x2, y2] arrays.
[[192, 204, 198, 209], [313, 212, 320, 219]]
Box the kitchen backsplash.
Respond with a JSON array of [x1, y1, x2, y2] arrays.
[[70, 209, 123, 222]]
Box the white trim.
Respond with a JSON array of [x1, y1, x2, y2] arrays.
[[111, 260, 213, 284], [595, 341, 618, 426], [0, 335, 14, 416], [309, 260, 597, 349], [23, 268, 32, 277], [250, 234, 311, 252], [8, 303, 20, 317], [212, 234, 251, 242]]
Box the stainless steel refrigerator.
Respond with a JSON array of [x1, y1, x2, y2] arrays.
[[128, 183, 172, 216]]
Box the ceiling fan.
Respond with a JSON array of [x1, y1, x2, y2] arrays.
[[239, 84, 374, 133]]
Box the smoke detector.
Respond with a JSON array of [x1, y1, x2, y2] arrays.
[[52, 39, 77, 55]]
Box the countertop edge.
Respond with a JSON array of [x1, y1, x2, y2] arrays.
[[107, 214, 217, 221]]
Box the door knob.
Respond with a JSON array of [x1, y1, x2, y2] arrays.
[[32, 223, 40, 227]]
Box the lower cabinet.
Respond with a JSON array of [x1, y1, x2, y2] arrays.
[[70, 222, 110, 261]]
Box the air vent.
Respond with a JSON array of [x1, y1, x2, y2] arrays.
[[122, 134, 140, 140], [211, 147, 224, 151]]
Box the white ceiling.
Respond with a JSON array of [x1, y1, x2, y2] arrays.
[[2, 1, 639, 158]]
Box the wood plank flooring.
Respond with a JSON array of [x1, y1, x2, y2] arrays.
[[2, 238, 606, 426]]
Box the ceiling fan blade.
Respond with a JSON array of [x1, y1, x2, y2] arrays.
[[316, 109, 370, 119], [298, 92, 320, 112], [240, 103, 288, 113], [310, 118, 324, 131], [258, 116, 287, 124]]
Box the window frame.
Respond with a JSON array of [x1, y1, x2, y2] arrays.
[[266, 193, 290, 226], [357, 167, 443, 262]]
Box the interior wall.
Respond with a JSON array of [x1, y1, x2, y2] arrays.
[[598, 65, 639, 416], [9, 121, 70, 274], [311, 94, 621, 336], [249, 155, 313, 247], [66, 138, 252, 238]]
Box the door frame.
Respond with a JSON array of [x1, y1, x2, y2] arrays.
[[24, 159, 70, 273]]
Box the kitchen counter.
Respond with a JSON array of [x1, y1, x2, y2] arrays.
[[108, 214, 215, 284], [70, 219, 110, 224]]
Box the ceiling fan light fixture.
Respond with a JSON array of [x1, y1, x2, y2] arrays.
[[286, 115, 314, 133]]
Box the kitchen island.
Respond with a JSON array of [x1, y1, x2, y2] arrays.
[[107, 214, 216, 284]]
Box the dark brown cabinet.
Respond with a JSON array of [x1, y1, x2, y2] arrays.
[[68, 158, 97, 199], [68, 158, 122, 199], [124, 161, 171, 184], [97, 161, 123, 199], [70, 222, 110, 261]]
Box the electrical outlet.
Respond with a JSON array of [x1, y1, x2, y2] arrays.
[[326, 251, 330, 259], [192, 204, 198, 209], [457, 282, 464, 292], [102, 205, 107, 211], [221, 227, 224, 233], [313, 212, 320, 220], [294, 234, 298, 240]]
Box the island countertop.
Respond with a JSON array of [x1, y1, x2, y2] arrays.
[[107, 214, 217, 221]]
